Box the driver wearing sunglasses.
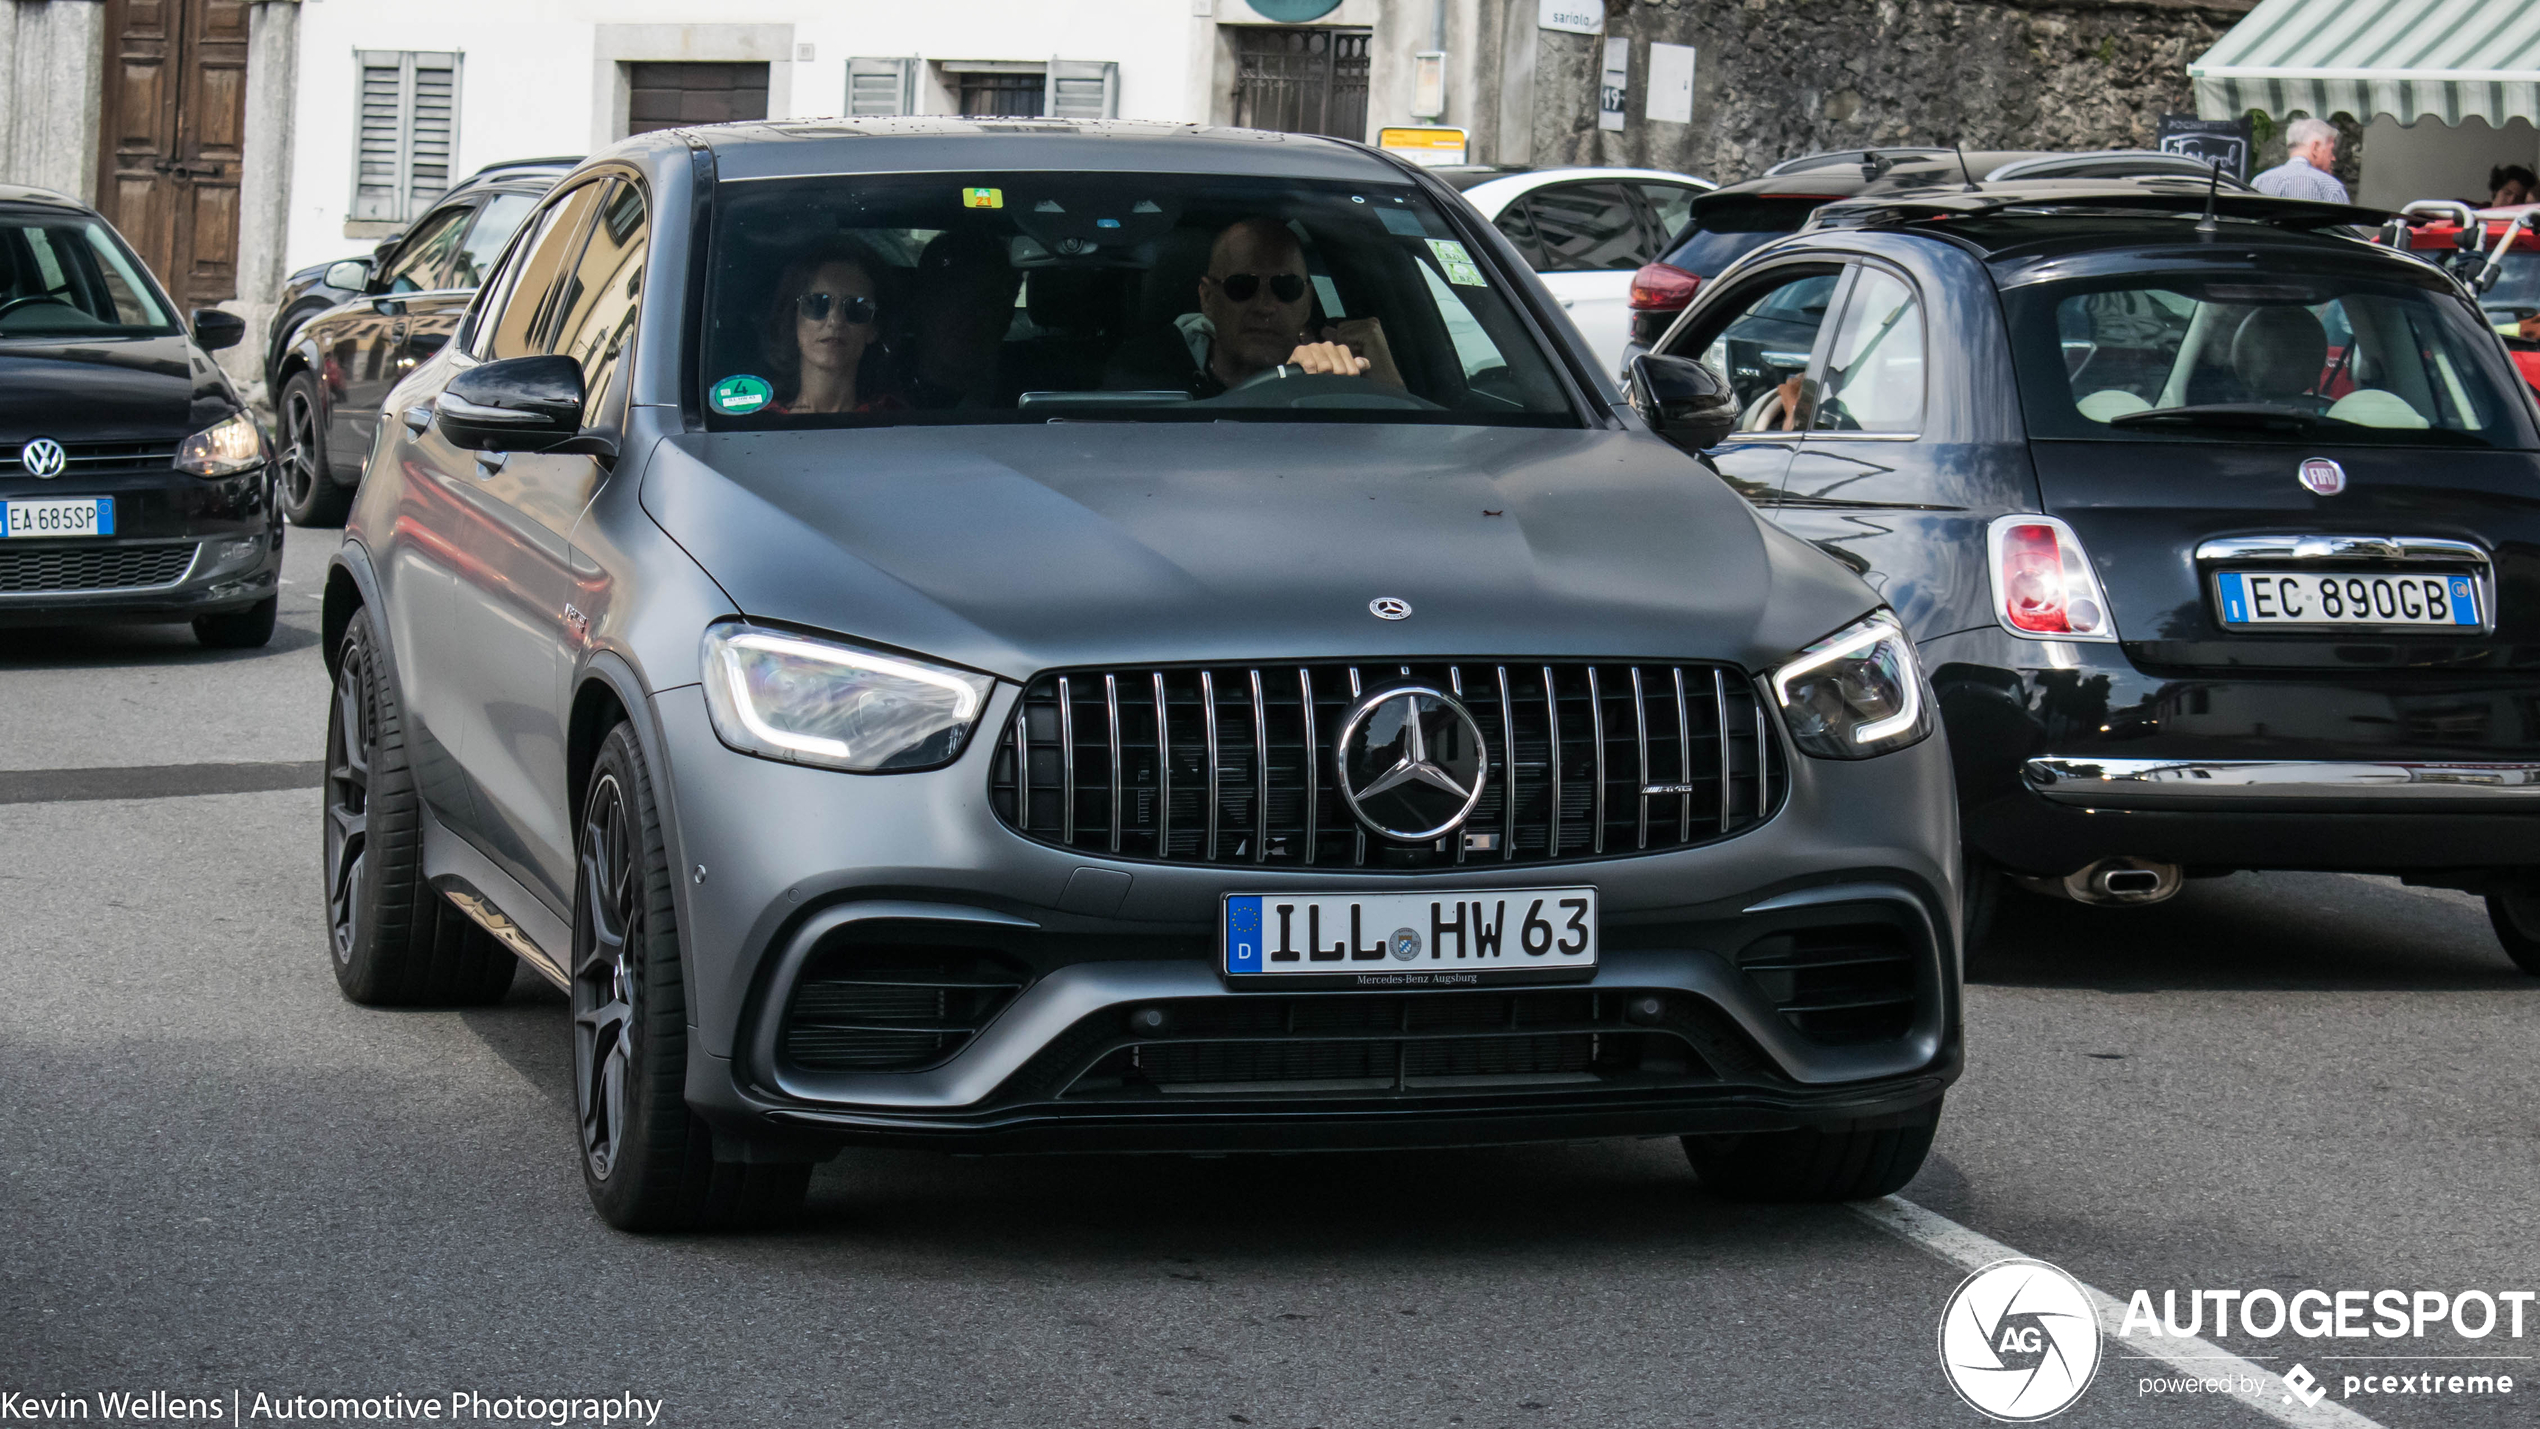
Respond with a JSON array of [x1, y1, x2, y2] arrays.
[[761, 249, 904, 414], [1187, 216, 1371, 396]]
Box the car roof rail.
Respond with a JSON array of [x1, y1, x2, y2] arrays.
[[1763, 147, 1954, 176], [1803, 180, 2388, 234], [464, 155, 584, 179]]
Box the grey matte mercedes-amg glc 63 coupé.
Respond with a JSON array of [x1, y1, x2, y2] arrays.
[[318, 119, 1961, 1231]]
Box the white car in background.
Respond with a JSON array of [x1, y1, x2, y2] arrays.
[[1437, 166, 1716, 369]]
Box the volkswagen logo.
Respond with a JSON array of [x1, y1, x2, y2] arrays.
[[1368, 597, 1412, 621], [19, 438, 65, 479], [2298, 457, 2345, 496], [1333, 684, 1487, 842]]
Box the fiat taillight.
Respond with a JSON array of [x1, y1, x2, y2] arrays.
[[1986, 515, 2116, 641]]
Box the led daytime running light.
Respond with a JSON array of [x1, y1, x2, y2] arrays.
[[1771, 614, 1924, 747]]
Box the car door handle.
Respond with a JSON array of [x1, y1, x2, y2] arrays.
[[474, 451, 508, 477], [400, 406, 432, 435]]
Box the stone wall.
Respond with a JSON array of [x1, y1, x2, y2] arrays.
[[1529, 0, 2262, 184]]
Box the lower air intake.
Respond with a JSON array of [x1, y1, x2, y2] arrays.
[[1737, 924, 1917, 1045], [779, 948, 1026, 1074]]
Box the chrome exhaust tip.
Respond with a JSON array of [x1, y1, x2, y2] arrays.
[[2013, 857, 2184, 907]]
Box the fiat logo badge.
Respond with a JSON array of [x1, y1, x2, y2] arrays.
[[1368, 597, 1411, 621], [2298, 457, 2345, 496], [19, 437, 65, 479]]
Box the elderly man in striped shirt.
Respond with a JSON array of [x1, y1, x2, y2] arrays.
[[2251, 117, 2350, 203]]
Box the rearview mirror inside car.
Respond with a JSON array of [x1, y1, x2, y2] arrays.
[[1626, 353, 1736, 454], [190, 308, 246, 352], [323, 259, 370, 291], [434, 354, 596, 455]]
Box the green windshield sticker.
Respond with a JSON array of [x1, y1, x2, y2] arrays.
[[1427, 239, 1486, 287], [711, 374, 773, 415]]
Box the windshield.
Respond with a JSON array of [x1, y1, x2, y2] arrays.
[[697, 172, 1576, 428], [0, 212, 176, 337], [2005, 270, 2532, 448]]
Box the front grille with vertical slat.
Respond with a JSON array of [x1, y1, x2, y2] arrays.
[[990, 661, 1784, 870], [0, 543, 198, 594]]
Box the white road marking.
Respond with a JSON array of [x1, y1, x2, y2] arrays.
[[1853, 1196, 2389, 1429]]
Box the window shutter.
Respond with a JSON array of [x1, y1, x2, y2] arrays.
[[408, 53, 460, 216], [846, 56, 917, 117], [350, 52, 406, 221], [349, 50, 463, 224], [1045, 59, 1117, 120]]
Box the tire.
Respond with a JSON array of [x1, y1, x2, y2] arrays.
[[277, 369, 352, 527], [1683, 1098, 1942, 1202], [323, 608, 517, 1005], [574, 722, 810, 1232], [1960, 846, 2001, 957], [2484, 876, 2540, 976], [193, 595, 279, 649]]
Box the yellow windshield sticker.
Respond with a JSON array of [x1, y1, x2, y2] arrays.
[[962, 187, 1004, 210]]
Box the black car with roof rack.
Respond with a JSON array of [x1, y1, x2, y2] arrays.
[[1616, 149, 2254, 372], [1622, 177, 2540, 968], [264, 155, 579, 525], [0, 183, 281, 646]]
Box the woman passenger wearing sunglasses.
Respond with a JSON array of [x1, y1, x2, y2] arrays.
[[763, 249, 905, 414]]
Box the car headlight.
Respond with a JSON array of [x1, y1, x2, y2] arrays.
[[700, 623, 994, 773], [174, 411, 267, 478], [1768, 611, 1933, 760]]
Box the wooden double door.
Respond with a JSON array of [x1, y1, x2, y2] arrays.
[[94, 0, 249, 314]]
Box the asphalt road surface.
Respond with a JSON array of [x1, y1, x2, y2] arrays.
[[2, 531, 2534, 1429]]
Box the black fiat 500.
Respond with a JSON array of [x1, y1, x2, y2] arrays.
[[1630, 180, 2540, 968], [319, 120, 1964, 1231], [0, 184, 280, 647]]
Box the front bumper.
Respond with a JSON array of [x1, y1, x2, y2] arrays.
[[643, 680, 1964, 1152], [0, 459, 281, 625]]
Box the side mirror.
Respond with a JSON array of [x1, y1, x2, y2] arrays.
[[435, 354, 588, 452], [323, 259, 370, 292], [190, 307, 246, 352], [1626, 352, 1737, 454]]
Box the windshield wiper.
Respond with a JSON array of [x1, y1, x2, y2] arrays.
[[2105, 403, 2318, 433]]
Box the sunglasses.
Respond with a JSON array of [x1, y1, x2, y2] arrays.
[[1210, 272, 1307, 303], [796, 291, 877, 324]]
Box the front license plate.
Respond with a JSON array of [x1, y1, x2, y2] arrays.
[[2, 498, 114, 539], [1223, 888, 1598, 988], [2215, 570, 2480, 629]]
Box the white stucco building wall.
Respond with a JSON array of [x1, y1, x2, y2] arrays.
[[282, 0, 1223, 273]]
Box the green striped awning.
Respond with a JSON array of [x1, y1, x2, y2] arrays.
[[2191, 0, 2540, 125]]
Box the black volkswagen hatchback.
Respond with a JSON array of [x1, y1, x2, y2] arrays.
[[1629, 180, 2540, 969], [0, 184, 280, 647]]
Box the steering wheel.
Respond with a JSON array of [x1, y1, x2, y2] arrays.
[[1207, 367, 1440, 411], [0, 295, 76, 320], [1736, 387, 1791, 432]]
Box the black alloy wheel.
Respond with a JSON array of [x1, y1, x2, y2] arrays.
[[322, 609, 515, 1005], [325, 635, 374, 969], [574, 768, 640, 1184], [278, 370, 350, 527], [572, 722, 813, 1232]]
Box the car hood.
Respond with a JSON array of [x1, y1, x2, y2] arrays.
[[639, 422, 1877, 681], [0, 334, 235, 443]]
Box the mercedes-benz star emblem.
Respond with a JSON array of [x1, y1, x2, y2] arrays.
[[1369, 597, 1412, 621], [19, 438, 66, 479], [1333, 684, 1488, 842]]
